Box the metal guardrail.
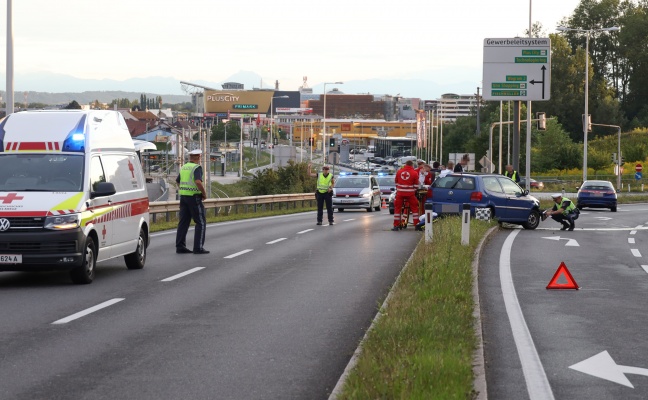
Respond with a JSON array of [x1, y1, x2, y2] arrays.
[[149, 193, 316, 223]]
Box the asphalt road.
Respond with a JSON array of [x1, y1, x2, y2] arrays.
[[480, 203, 648, 399], [0, 210, 419, 400]]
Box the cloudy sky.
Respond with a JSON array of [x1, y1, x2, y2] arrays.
[[0, 0, 581, 96]]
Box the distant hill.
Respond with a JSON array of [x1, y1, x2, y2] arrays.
[[18, 90, 191, 106], [2, 69, 480, 105]]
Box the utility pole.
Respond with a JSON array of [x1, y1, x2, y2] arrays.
[[475, 87, 480, 136]]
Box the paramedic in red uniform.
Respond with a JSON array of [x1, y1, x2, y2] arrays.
[[392, 160, 420, 231]]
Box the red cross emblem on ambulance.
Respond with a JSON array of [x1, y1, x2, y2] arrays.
[[0, 193, 24, 204]]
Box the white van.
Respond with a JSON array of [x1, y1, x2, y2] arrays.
[[0, 110, 150, 284]]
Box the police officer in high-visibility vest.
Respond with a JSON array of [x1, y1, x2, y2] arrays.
[[544, 193, 579, 231], [504, 164, 520, 183], [175, 149, 210, 254], [309, 164, 335, 225]]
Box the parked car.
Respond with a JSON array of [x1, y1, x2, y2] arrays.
[[428, 173, 542, 229], [332, 172, 382, 212], [576, 180, 617, 212], [519, 177, 544, 190], [374, 173, 395, 202]]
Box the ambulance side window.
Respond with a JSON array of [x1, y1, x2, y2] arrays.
[[89, 156, 106, 192]]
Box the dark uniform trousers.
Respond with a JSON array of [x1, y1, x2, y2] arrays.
[[176, 195, 207, 251], [316, 191, 334, 223], [551, 211, 578, 228]]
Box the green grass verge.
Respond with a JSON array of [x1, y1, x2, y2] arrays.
[[337, 217, 494, 400]]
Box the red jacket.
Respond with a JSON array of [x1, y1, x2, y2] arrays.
[[395, 164, 419, 195]]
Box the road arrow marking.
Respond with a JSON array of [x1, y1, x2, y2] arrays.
[[541, 236, 580, 247], [569, 351, 648, 388], [596, 217, 613, 221]]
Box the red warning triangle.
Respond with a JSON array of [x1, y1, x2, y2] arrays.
[[546, 262, 579, 290]]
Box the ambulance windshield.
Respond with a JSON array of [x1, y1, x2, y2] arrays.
[[0, 154, 84, 192]]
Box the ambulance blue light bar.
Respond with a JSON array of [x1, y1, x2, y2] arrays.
[[62, 115, 87, 152]]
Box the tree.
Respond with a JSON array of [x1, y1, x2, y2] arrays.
[[532, 121, 582, 171], [211, 121, 240, 142], [63, 100, 82, 109]]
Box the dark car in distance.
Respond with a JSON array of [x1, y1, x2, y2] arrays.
[[428, 173, 542, 229], [576, 180, 617, 212]]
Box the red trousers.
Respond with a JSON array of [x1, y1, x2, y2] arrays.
[[393, 193, 419, 227]]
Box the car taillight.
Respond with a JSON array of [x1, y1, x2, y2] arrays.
[[470, 191, 482, 201]]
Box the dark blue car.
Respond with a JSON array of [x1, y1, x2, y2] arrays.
[[428, 173, 541, 229], [576, 180, 617, 212]]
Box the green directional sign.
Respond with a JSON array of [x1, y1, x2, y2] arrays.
[[506, 75, 527, 81], [492, 83, 527, 89], [491, 90, 527, 97], [515, 57, 547, 63]]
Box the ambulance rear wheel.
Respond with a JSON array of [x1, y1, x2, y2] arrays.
[[125, 228, 147, 270], [70, 236, 96, 284]]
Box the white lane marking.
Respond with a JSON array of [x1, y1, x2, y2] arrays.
[[224, 249, 253, 259], [628, 238, 636, 244], [630, 231, 637, 235], [52, 298, 125, 324], [297, 229, 313, 234], [642, 266, 648, 274], [501, 230, 555, 399], [266, 238, 287, 244], [631, 249, 642, 257], [161, 267, 204, 282], [343, 219, 355, 221]]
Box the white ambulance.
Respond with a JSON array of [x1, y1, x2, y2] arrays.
[[0, 110, 150, 284]]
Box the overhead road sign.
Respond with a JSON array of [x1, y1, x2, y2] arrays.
[[483, 38, 552, 101]]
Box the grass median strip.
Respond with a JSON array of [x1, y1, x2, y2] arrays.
[[337, 217, 494, 399]]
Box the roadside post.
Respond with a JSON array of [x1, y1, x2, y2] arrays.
[[424, 202, 434, 243], [461, 203, 470, 245]]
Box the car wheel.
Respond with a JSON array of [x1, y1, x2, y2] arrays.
[[125, 228, 147, 270], [70, 236, 96, 284], [522, 210, 540, 230], [611, 206, 617, 212], [577, 204, 583, 210], [338, 208, 344, 212], [374, 198, 381, 211]]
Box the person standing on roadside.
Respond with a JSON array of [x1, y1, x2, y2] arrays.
[[392, 160, 420, 231], [309, 164, 335, 226], [176, 149, 210, 254], [504, 164, 520, 183], [439, 161, 455, 178]]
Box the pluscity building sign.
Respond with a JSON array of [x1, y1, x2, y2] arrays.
[[482, 38, 551, 101], [204, 91, 276, 113]]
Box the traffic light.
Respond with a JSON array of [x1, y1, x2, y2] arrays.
[[536, 112, 546, 130], [329, 138, 335, 147], [612, 152, 617, 163], [621, 154, 625, 166], [582, 114, 592, 132], [273, 137, 278, 146], [253, 137, 258, 145], [309, 137, 314, 146]]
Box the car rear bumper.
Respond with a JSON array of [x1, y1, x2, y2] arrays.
[[577, 198, 617, 208]]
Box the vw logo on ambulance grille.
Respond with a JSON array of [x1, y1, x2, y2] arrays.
[[0, 218, 10, 232]]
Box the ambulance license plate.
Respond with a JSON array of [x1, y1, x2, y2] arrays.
[[0, 254, 22, 264], [341, 200, 355, 203]]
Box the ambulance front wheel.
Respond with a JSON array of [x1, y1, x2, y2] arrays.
[[125, 228, 147, 270], [70, 236, 96, 284]]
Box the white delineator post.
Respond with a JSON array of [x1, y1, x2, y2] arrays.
[[424, 202, 434, 243], [461, 203, 470, 245]]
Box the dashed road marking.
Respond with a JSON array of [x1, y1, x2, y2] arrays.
[[631, 249, 642, 257], [52, 298, 125, 324], [161, 267, 204, 282], [629, 238, 636, 244], [224, 249, 253, 259], [266, 238, 287, 244], [297, 229, 314, 234]]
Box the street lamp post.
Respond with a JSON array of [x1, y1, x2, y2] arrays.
[[323, 81, 343, 165], [557, 25, 620, 182], [270, 95, 289, 168]]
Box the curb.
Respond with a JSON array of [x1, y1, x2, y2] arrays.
[[471, 225, 499, 400]]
